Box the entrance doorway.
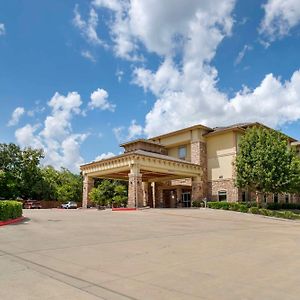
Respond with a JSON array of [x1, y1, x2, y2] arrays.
[[182, 192, 191, 207]]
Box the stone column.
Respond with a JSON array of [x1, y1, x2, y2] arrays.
[[82, 175, 94, 208], [128, 164, 143, 208], [191, 141, 208, 198], [192, 176, 204, 202]]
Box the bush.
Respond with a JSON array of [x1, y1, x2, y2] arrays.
[[266, 203, 300, 210], [192, 200, 202, 207], [238, 204, 249, 213], [208, 201, 230, 210], [248, 207, 260, 214], [207, 201, 300, 220], [0, 200, 23, 221]]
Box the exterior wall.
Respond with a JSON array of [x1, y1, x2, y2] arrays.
[[206, 132, 236, 181], [208, 179, 239, 202], [167, 144, 191, 161]]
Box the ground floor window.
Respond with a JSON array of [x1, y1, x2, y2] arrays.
[[285, 194, 289, 204], [182, 192, 191, 207], [218, 190, 227, 202], [264, 194, 267, 203], [273, 193, 279, 203], [242, 191, 248, 202]]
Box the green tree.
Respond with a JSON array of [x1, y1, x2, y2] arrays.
[[236, 127, 300, 202], [0, 143, 44, 199], [89, 180, 128, 208], [56, 168, 83, 203], [89, 180, 114, 208], [112, 184, 128, 207]]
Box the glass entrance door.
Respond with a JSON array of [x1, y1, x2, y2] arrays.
[[182, 192, 191, 208]]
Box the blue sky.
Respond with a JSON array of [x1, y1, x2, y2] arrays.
[[1, 0, 300, 172]]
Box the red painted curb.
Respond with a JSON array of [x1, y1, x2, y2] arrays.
[[0, 216, 25, 227], [112, 207, 137, 211]]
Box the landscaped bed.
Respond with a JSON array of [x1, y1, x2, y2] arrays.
[[206, 201, 300, 220], [0, 200, 23, 224]]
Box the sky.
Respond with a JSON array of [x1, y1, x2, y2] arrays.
[[1, 0, 300, 173]]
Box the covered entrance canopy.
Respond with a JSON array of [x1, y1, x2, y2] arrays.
[[80, 149, 202, 208]]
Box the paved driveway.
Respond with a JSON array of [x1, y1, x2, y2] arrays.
[[1, 208, 300, 300]]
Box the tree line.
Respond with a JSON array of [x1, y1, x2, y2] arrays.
[[0, 143, 82, 202]]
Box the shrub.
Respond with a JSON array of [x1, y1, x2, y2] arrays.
[[208, 201, 230, 210], [248, 207, 260, 214], [266, 203, 300, 210], [0, 200, 23, 221], [192, 200, 202, 207], [238, 204, 249, 213]]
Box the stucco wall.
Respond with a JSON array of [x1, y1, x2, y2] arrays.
[[206, 132, 236, 181], [167, 144, 191, 161]]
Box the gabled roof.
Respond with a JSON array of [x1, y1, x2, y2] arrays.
[[149, 124, 213, 141]]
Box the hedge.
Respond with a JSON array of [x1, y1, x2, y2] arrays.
[[0, 201, 23, 221], [207, 201, 300, 220]]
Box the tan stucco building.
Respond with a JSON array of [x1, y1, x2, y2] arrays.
[[80, 122, 300, 208]]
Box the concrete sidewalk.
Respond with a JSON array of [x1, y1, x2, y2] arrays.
[[1, 208, 300, 299]]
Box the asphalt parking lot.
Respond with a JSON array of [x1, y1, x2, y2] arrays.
[[1, 208, 300, 300]]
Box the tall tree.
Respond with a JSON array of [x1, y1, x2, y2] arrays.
[[235, 127, 300, 202], [0, 143, 44, 199]]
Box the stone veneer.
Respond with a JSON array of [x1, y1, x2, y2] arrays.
[[128, 173, 143, 208], [208, 179, 239, 202], [82, 176, 94, 208], [191, 141, 208, 199]]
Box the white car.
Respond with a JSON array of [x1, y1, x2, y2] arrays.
[[61, 201, 78, 209]]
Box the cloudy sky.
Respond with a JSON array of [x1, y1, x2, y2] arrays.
[[1, 0, 300, 172]]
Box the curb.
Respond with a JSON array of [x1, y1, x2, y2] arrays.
[[112, 207, 137, 211], [0, 216, 25, 227]]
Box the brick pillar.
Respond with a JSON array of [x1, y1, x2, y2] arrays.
[[128, 164, 143, 208], [82, 175, 94, 208], [192, 176, 204, 202], [191, 141, 207, 198]]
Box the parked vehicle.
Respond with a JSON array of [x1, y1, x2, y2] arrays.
[[61, 201, 78, 209], [23, 200, 42, 209]]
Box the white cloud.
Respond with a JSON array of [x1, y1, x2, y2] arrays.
[[81, 0, 300, 139], [94, 0, 300, 141], [95, 152, 115, 161], [88, 88, 116, 111], [259, 0, 300, 42], [0, 23, 5, 35], [128, 120, 143, 140], [234, 44, 252, 66], [15, 124, 43, 149], [81, 50, 96, 62], [113, 126, 125, 143], [7, 107, 25, 127], [73, 4, 104, 46], [15, 92, 88, 172]]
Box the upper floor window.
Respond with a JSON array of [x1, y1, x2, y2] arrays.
[[178, 146, 187, 160]]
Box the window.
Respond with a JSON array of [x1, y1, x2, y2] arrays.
[[242, 191, 248, 202], [264, 194, 267, 203], [178, 146, 187, 160], [218, 190, 227, 202], [285, 194, 289, 204], [273, 193, 279, 203]]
